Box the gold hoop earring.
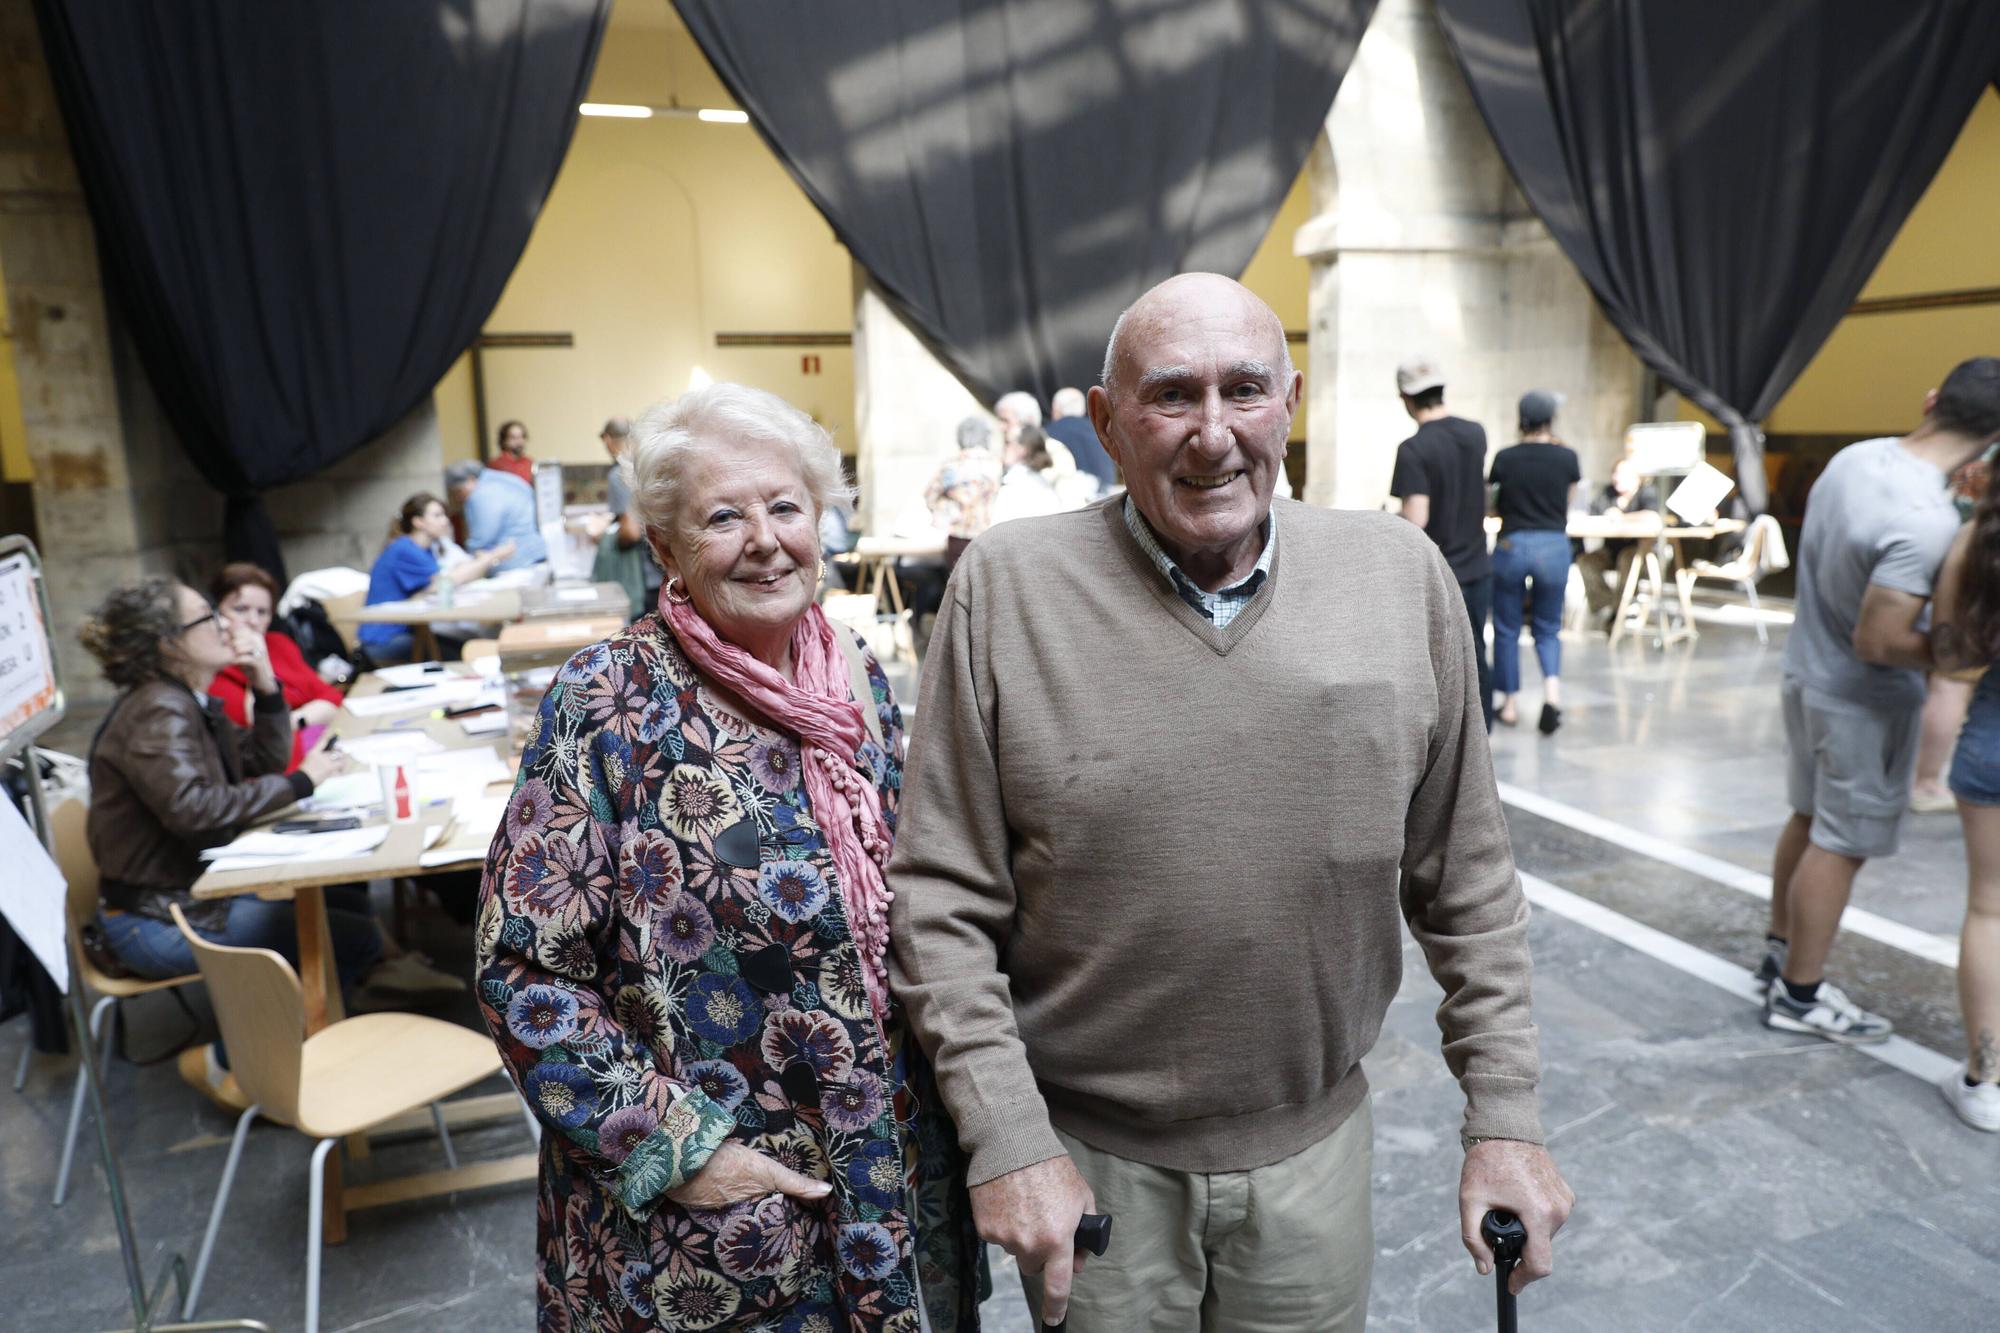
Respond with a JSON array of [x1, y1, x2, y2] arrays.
[[663, 577, 692, 606]]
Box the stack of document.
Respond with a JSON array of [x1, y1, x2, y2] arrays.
[[200, 825, 389, 874], [369, 662, 471, 689], [420, 795, 512, 868], [343, 677, 493, 718], [336, 731, 444, 766]]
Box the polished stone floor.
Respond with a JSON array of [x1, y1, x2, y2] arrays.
[[6, 599, 1996, 1330]]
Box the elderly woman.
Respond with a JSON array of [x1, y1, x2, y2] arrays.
[[476, 383, 983, 1332], [79, 578, 371, 1106]]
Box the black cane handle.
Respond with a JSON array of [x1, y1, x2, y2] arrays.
[[1481, 1209, 1526, 1333], [1048, 1213, 1114, 1330]]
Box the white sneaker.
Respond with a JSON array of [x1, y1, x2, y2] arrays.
[[1763, 978, 1893, 1044], [1939, 1066, 2000, 1132]]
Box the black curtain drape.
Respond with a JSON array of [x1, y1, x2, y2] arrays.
[[34, 0, 611, 577], [674, 0, 1377, 407], [1436, 0, 2000, 513]]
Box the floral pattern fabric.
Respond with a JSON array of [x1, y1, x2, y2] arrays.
[[477, 613, 985, 1331]]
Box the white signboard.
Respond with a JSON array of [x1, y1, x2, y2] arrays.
[[0, 789, 68, 994], [0, 551, 58, 744], [1624, 420, 1707, 475]]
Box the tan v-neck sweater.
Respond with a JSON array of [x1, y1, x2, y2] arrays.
[[887, 497, 1544, 1184]]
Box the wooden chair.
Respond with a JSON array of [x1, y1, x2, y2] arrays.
[[1675, 514, 1788, 645], [49, 799, 205, 1208], [168, 904, 508, 1333], [460, 636, 500, 664], [320, 589, 366, 660]]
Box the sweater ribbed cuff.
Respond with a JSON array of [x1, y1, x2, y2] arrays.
[[963, 1094, 1069, 1188], [1460, 1074, 1545, 1147]]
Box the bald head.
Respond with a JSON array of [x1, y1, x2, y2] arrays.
[[1100, 273, 1292, 398]]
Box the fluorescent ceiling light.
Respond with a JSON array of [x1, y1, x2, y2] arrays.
[[697, 108, 749, 124], [579, 102, 653, 118]]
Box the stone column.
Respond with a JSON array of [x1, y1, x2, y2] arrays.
[[1295, 0, 1640, 509], [851, 265, 989, 538]]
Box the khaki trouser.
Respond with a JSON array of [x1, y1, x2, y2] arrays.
[[1023, 1100, 1374, 1333]]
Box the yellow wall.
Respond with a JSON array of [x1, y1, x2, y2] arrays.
[[0, 248, 30, 483], [1762, 88, 2000, 436], [1240, 167, 1312, 335]]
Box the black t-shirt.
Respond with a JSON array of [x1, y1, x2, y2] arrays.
[[1489, 441, 1581, 533], [1391, 416, 1491, 582]]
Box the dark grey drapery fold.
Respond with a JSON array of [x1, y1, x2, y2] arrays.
[[673, 0, 1378, 408], [1436, 0, 2000, 513], [33, 0, 611, 577]]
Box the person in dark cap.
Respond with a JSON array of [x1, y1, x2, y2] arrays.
[[1391, 356, 1496, 728], [1487, 390, 1580, 733]]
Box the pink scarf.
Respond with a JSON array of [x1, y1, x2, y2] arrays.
[[663, 590, 895, 1021]]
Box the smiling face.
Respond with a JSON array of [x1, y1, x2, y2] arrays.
[[1090, 275, 1300, 579], [658, 436, 820, 664], [217, 582, 273, 636]]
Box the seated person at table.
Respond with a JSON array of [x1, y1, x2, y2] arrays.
[[78, 577, 375, 1109], [209, 562, 343, 771], [358, 491, 513, 663], [446, 458, 546, 571], [1577, 456, 1661, 623]]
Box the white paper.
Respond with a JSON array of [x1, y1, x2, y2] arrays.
[[1666, 462, 1736, 526], [300, 770, 385, 812], [459, 709, 508, 736], [370, 662, 460, 688], [554, 586, 598, 602], [419, 795, 511, 867], [0, 794, 68, 994], [199, 826, 388, 862], [0, 552, 59, 740], [336, 731, 446, 766], [342, 677, 488, 717]]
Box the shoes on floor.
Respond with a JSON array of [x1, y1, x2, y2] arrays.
[[1496, 707, 1519, 728], [1762, 978, 1893, 1045], [1909, 786, 1957, 814], [1538, 703, 1562, 735], [1939, 1065, 2000, 1132], [1754, 939, 1789, 985], [177, 1043, 250, 1114]]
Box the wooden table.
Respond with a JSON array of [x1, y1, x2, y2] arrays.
[[192, 668, 529, 1242], [831, 535, 947, 662], [351, 579, 628, 659], [1596, 518, 1746, 647]]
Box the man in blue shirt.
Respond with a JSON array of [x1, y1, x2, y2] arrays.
[[447, 458, 546, 570]]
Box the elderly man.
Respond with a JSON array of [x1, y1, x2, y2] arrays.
[[1046, 385, 1118, 492], [445, 458, 546, 571], [890, 273, 1570, 1331]]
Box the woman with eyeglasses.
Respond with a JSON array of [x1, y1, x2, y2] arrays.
[[78, 577, 377, 1110]]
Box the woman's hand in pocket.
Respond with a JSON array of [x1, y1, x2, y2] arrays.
[[665, 1143, 832, 1210]]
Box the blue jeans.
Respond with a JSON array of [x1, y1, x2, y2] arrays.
[[1492, 529, 1569, 695], [100, 888, 382, 988]]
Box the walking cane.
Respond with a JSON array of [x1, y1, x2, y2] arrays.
[[1047, 1212, 1113, 1332], [1481, 1209, 1527, 1332]]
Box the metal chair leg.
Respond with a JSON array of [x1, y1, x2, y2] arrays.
[[12, 1041, 28, 1092], [54, 994, 117, 1206], [101, 999, 120, 1083], [1744, 579, 1767, 645], [184, 1103, 261, 1318], [305, 1138, 337, 1333], [429, 1103, 459, 1170]]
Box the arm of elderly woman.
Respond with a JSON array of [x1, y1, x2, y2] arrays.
[[476, 689, 743, 1215], [118, 690, 308, 838]]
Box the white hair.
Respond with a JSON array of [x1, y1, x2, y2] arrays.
[[1051, 387, 1087, 418], [993, 391, 1042, 427], [624, 382, 852, 537], [956, 415, 997, 452]]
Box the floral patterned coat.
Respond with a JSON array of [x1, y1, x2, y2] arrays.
[[476, 613, 986, 1331]]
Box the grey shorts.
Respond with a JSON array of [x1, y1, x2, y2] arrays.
[[1782, 676, 1920, 859]]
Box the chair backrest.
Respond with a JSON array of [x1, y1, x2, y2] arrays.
[[50, 799, 99, 936], [460, 637, 500, 664], [320, 589, 367, 655], [1750, 513, 1789, 574], [167, 904, 305, 1125]]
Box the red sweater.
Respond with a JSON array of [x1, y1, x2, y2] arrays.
[[210, 631, 344, 772], [488, 454, 535, 486]]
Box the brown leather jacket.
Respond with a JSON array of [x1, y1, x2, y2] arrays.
[[88, 677, 311, 927]]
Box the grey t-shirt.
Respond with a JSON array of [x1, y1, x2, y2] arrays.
[[606, 464, 663, 590], [1782, 437, 1961, 708]]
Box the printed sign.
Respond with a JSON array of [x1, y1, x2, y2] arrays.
[[0, 550, 58, 745]]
